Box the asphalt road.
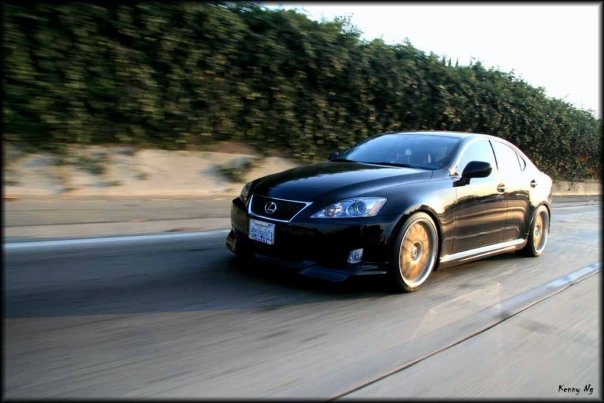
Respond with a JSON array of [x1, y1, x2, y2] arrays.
[[3, 204, 601, 399], [3, 196, 233, 227], [3, 194, 600, 240], [3, 196, 234, 240]]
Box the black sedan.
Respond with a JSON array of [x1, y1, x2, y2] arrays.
[[226, 131, 552, 292]]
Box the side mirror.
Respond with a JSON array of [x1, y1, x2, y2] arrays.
[[328, 151, 340, 161], [462, 161, 492, 179]]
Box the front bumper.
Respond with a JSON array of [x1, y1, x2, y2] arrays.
[[226, 197, 397, 281]]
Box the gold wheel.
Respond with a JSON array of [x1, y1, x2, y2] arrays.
[[395, 214, 438, 291], [532, 208, 549, 254], [521, 205, 549, 257]]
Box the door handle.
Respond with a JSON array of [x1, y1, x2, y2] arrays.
[[497, 183, 506, 193], [530, 180, 537, 188]]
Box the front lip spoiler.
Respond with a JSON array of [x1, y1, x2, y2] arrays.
[[227, 230, 388, 281], [254, 253, 388, 282], [225, 224, 387, 282]]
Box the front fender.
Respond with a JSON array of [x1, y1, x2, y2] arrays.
[[383, 178, 457, 258]]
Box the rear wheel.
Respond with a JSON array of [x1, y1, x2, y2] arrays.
[[390, 212, 439, 292], [521, 205, 549, 257]]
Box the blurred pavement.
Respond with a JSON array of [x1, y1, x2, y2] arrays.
[[3, 194, 600, 241]]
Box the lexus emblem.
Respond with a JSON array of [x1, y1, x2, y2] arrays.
[[264, 201, 278, 214]]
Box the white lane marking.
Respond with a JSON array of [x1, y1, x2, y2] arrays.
[[333, 261, 601, 399], [553, 203, 600, 210], [543, 262, 600, 290], [3, 229, 230, 252]]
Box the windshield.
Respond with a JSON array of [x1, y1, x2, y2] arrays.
[[335, 133, 461, 170]]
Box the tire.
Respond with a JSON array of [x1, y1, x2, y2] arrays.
[[390, 212, 439, 292], [520, 205, 550, 257]]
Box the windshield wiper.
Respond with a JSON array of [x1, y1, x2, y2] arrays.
[[330, 157, 353, 162], [362, 161, 414, 168]]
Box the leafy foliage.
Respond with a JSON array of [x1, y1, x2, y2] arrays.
[[2, 2, 600, 180]]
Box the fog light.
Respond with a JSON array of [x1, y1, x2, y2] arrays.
[[348, 248, 364, 264]]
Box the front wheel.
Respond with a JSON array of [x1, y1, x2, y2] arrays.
[[520, 205, 550, 257], [390, 212, 439, 292]]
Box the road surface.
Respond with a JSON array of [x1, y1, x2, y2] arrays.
[[3, 194, 599, 240], [3, 203, 601, 398]]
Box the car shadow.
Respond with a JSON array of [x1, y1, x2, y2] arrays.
[[4, 247, 396, 319], [5, 237, 532, 319]]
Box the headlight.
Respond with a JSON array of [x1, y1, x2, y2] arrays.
[[311, 197, 386, 218], [239, 181, 253, 204]]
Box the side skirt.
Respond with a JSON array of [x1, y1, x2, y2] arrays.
[[439, 238, 526, 267]]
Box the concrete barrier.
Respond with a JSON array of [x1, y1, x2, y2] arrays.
[[552, 181, 600, 196]]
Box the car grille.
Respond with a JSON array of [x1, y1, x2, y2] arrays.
[[249, 195, 310, 222]]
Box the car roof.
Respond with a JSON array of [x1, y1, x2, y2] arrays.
[[385, 130, 490, 139], [384, 130, 518, 145]]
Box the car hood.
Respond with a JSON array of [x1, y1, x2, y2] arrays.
[[252, 161, 433, 201]]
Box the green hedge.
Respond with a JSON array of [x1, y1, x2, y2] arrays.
[[2, 2, 600, 180]]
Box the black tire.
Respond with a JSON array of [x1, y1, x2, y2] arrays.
[[520, 205, 550, 257], [390, 212, 439, 292]]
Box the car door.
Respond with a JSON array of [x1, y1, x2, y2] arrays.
[[451, 138, 507, 253], [491, 140, 531, 242]]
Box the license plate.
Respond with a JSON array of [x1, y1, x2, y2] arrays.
[[249, 219, 275, 245]]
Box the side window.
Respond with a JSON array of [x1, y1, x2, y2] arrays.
[[457, 139, 497, 176], [492, 141, 521, 174]]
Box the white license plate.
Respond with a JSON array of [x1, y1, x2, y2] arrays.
[[249, 219, 275, 245]]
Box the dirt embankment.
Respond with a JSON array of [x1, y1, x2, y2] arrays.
[[3, 143, 599, 198], [3, 143, 299, 198]]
